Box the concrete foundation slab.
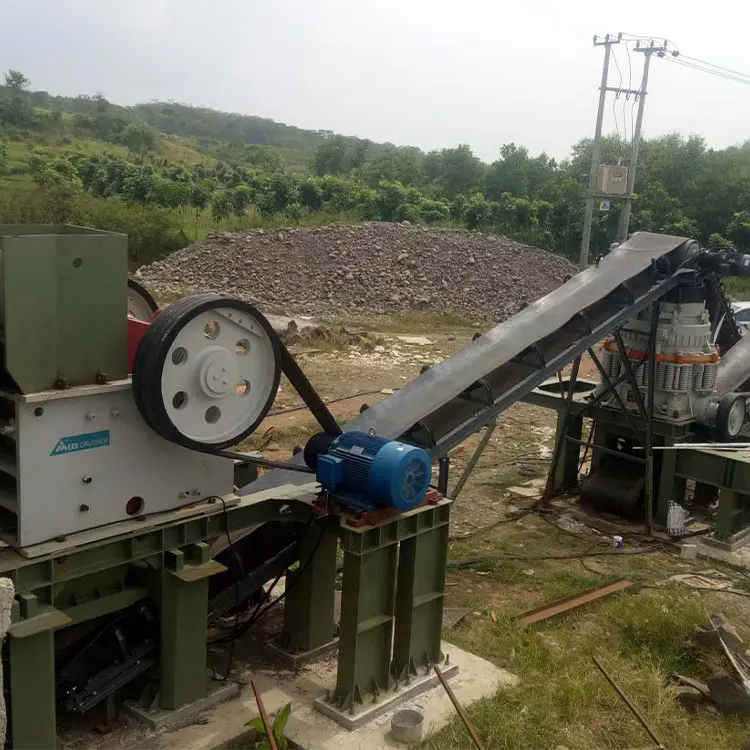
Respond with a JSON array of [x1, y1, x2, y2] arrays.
[[701, 526, 750, 552], [125, 681, 239, 730], [314, 662, 459, 730], [266, 637, 339, 669], [146, 641, 517, 750]]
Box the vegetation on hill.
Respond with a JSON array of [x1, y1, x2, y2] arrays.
[[1, 69, 750, 274]]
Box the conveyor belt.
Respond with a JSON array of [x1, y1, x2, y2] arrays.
[[244, 232, 699, 493]]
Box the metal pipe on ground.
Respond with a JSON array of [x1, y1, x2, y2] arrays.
[[434, 666, 486, 750]]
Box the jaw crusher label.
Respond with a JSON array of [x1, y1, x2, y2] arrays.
[[50, 429, 111, 455]]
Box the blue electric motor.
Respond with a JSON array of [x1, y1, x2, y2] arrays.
[[315, 431, 431, 512]]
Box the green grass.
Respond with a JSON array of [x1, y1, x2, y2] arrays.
[[723, 276, 750, 301], [602, 591, 705, 674], [420, 507, 750, 750], [422, 584, 747, 750]]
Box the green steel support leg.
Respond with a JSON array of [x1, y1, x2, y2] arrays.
[[715, 489, 745, 542], [655, 437, 677, 527], [281, 521, 338, 653], [9, 630, 57, 750], [450, 421, 496, 501], [554, 414, 583, 491], [590, 421, 610, 474], [159, 566, 211, 710], [391, 522, 449, 681], [334, 544, 397, 712]]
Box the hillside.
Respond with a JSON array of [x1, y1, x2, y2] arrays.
[[2, 69, 750, 285], [2, 84, 399, 173]]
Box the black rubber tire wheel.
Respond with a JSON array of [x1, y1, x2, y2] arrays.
[[132, 294, 281, 452]]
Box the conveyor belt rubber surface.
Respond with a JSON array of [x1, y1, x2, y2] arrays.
[[243, 231, 697, 493]]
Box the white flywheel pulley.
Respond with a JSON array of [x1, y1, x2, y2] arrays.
[[715, 392, 748, 441], [133, 295, 281, 450]]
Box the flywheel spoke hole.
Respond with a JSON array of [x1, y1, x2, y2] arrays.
[[236, 338, 251, 355], [204, 321, 221, 340], [172, 391, 188, 410], [205, 405, 221, 423], [236, 379, 250, 397], [171, 347, 188, 365]]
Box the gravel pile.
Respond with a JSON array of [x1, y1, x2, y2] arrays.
[[138, 222, 575, 321]]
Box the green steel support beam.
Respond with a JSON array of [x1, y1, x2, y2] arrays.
[[590, 421, 611, 474], [9, 629, 58, 749], [714, 489, 750, 542], [158, 555, 225, 710], [450, 421, 496, 501], [655, 436, 680, 526], [391, 520, 449, 681], [333, 544, 397, 712], [281, 519, 338, 653], [554, 413, 583, 492]]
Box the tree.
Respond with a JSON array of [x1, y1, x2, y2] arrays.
[[122, 121, 157, 157], [0, 141, 7, 175], [363, 147, 423, 187], [419, 199, 449, 224], [423, 145, 483, 198], [484, 144, 556, 201], [464, 192, 491, 229], [1, 69, 31, 128], [210, 192, 232, 223], [298, 177, 323, 211], [231, 185, 252, 217], [707, 233, 734, 251], [727, 211, 750, 250], [27, 150, 82, 189], [632, 181, 689, 235], [313, 136, 349, 176], [190, 182, 212, 238], [4, 70, 29, 91], [375, 181, 406, 222]]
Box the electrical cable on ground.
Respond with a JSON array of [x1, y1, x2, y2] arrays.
[[448, 507, 537, 542], [447, 546, 661, 569]]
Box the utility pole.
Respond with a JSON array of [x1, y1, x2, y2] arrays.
[[579, 34, 621, 270], [617, 41, 669, 241]]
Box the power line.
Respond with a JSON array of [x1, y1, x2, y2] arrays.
[[624, 42, 636, 152], [664, 56, 750, 85], [678, 54, 750, 80], [611, 47, 623, 145]]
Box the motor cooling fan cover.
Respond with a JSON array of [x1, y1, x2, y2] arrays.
[[133, 295, 281, 451]]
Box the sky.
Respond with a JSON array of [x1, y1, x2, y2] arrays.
[[1, 0, 749, 162]]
